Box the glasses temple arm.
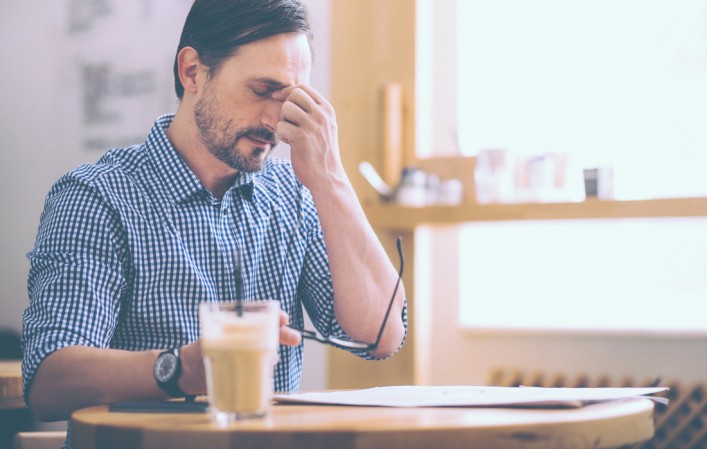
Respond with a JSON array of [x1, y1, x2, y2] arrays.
[[373, 236, 405, 347]]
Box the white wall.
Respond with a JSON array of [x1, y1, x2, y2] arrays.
[[0, 0, 330, 390], [0, 2, 61, 335]]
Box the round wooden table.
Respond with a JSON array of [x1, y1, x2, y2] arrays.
[[0, 360, 24, 409], [70, 398, 656, 449]]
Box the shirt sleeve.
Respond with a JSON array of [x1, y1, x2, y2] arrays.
[[296, 188, 408, 360], [22, 174, 127, 404]]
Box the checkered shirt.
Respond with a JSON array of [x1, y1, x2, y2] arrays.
[[22, 114, 363, 408]]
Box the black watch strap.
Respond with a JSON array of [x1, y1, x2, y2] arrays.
[[154, 347, 188, 398]]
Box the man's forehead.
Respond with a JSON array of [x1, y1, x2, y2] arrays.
[[226, 34, 312, 84]]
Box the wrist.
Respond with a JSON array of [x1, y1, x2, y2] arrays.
[[307, 171, 353, 203], [177, 342, 206, 396]]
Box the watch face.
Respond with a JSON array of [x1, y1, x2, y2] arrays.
[[154, 353, 178, 383]]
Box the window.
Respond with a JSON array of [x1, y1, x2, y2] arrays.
[[459, 218, 707, 333], [456, 0, 707, 200], [416, 0, 707, 333]]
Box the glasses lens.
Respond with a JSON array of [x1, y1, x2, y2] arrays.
[[326, 336, 372, 350]]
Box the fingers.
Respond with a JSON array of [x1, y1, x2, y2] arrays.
[[280, 326, 302, 346], [273, 85, 333, 120], [275, 120, 297, 144], [275, 90, 316, 145], [280, 100, 309, 127], [270, 85, 294, 101], [271, 83, 341, 190], [279, 311, 302, 346], [279, 89, 317, 129], [279, 310, 290, 326], [271, 84, 324, 106], [276, 87, 315, 113], [274, 85, 334, 144]]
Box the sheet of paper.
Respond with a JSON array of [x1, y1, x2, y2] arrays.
[[274, 385, 669, 408]]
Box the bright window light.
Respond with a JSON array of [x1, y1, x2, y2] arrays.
[[456, 0, 707, 200], [459, 218, 707, 333], [451, 1, 707, 333]]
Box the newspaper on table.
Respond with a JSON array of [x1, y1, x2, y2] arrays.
[[274, 385, 669, 409]]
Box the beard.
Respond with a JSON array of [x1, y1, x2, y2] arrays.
[[193, 88, 279, 173]]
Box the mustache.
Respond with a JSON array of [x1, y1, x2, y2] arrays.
[[237, 127, 278, 147]]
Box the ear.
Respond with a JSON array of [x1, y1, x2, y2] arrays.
[[176, 47, 204, 96]]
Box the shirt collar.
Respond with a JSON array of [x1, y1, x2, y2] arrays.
[[145, 114, 256, 204]]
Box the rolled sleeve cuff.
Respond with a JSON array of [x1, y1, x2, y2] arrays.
[[21, 332, 97, 407]]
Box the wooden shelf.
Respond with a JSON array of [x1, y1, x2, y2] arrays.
[[365, 196, 707, 230]]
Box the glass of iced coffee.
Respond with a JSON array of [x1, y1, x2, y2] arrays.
[[199, 301, 280, 426]]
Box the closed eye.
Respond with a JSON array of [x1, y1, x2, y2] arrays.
[[249, 78, 288, 98], [252, 88, 273, 97]]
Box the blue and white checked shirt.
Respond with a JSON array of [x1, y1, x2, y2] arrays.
[[22, 114, 362, 405]]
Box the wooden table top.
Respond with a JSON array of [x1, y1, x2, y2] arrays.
[[70, 397, 656, 449], [0, 360, 24, 409]]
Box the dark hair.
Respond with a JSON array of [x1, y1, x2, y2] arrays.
[[173, 0, 312, 99]]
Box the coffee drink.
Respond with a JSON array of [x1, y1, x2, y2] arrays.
[[200, 301, 279, 424]]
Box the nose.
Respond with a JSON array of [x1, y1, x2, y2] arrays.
[[261, 98, 283, 132]]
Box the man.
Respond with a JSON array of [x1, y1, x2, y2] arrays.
[[22, 0, 406, 430]]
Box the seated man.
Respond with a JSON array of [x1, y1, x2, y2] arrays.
[[21, 0, 406, 444]]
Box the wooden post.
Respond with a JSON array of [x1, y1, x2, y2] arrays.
[[381, 82, 404, 188]]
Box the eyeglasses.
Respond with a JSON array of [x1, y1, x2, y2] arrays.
[[289, 237, 404, 351]]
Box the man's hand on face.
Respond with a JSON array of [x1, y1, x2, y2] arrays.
[[272, 86, 346, 191]]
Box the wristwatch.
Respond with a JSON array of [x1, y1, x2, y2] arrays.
[[153, 347, 188, 398]]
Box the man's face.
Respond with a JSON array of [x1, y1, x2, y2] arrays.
[[193, 32, 312, 172]]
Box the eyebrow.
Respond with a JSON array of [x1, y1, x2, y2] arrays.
[[251, 78, 289, 90]]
